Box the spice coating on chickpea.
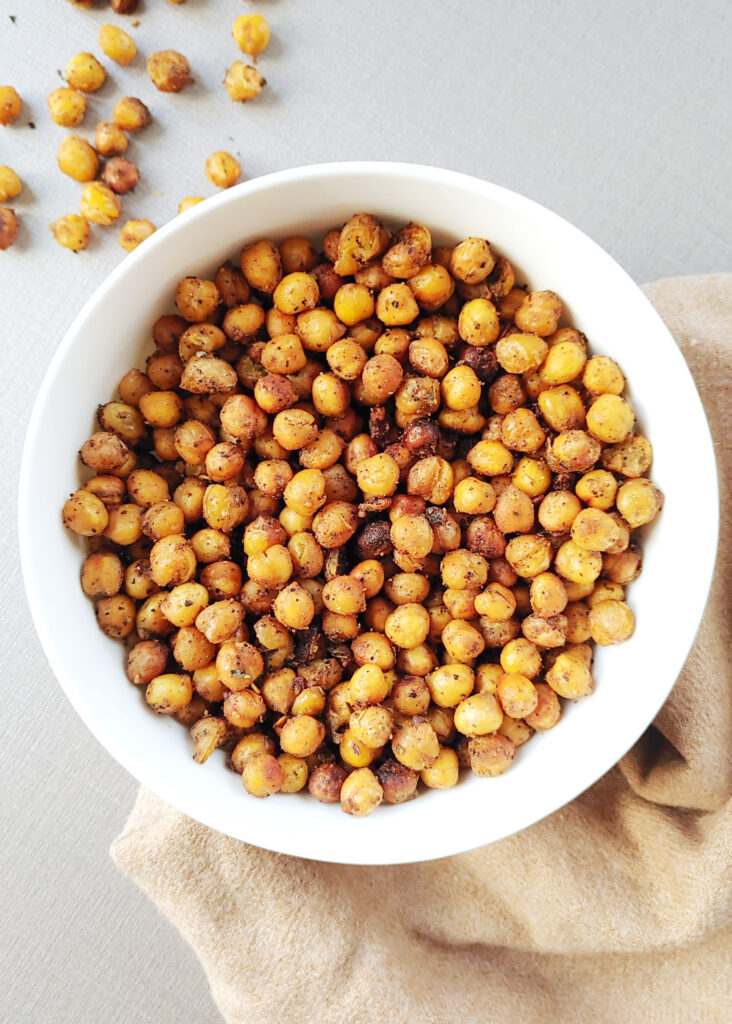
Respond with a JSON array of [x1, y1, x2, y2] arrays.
[[225, 63, 266, 102], [61, 211, 662, 813], [0, 86, 22, 126], [147, 50, 192, 92], [65, 53, 106, 93], [205, 151, 241, 190]]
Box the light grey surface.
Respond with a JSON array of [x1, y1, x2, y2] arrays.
[[1, 0, 730, 1021]]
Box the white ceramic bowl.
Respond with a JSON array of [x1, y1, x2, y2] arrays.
[[19, 162, 718, 864]]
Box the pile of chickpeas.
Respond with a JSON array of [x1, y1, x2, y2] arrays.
[[61, 212, 663, 816]]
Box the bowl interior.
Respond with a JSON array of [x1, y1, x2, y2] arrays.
[[19, 163, 718, 864]]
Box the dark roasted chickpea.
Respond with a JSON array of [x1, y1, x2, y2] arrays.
[[334, 213, 387, 275], [308, 762, 347, 803], [147, 50, 192, 92]]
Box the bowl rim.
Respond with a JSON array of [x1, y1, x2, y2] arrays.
[[19, 161, 720, 863]]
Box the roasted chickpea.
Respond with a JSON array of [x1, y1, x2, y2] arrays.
[[441, 619, 485, 663], [306, 762, 346, 803], [240, 239, 282, 293], [216, 640, 264, 691], [383, 602, 430, 650], [119, 219, 155, 252], [280, 716, 325, 757], [554, 539, 603, 586], [272, 581, 315, 630], [204, 150, 241, 189], [504, 534, 552, 578], [458, 298, 500, 346], [127, 640, 169, 686], [142, 501, 185, 540], [146, 673, 193, 714], [583, 355, 625, 395], [537, 491, 582, 534], [468, 733, 515, 776], [585, 394, 635, 444], [49, 213, 90, 252], [161, 582, 209, 628], [99, 24, 136, 66], [474, 582, 516, 621], [426, 663, 473, 707], [496, 332, 548, 374], [616, 479, 664, 528], [514, 289, 562, 336], [454, 691, 503, 736], [524, 683, 561, 731], [375, 282, 419, 326], [57, 136, 99, 182], [545, 644, 593, 698], [338, 767, 382, 816], [224, 62, 266, 102], [65, 53, 106, 93], [575, 469, 618, 510], [147, 50, 192, 92], [224, 688, 267, 729], [570, 507, 623, 552], [0, 167, 22, 204], [47, 87, 86, 127], [589, 600, 636, 645], [81, 551, 124, 598], [552, 430, 601, 472], [449, 237, 494, 283]]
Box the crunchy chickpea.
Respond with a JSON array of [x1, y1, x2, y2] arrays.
[[583, 355, 625, 396], [494, 485, 535, 534], [80, 551, 123, 598], [552, 430, 601, 472], [277, 754, 308, 794], [537, 491, 581, 534], [0, 166, 22, 202], [47, 87, 86, 127], [98, 595, 143, 641], [240, 239, 282, 293], [149, 534, 196, 587], [496, 332, 548, 374], [195, 598, 244, 644], [147, 50, 192, 92], [529, 572, 568, 618], [450, 237, 495, 283], [65, 53, 106, 93], [408, 264, 455, 310], [216, 640, 264, 691], [473, 582, 516, 621], [570, 508, 623, 552], [146, 673, 193, 714], [340, 767, 383, 816], [113, 96, 152, 133], [575, 469, 617, 510], [501, 408, 546, 453], [454, 691, 503, 736], [589, 600, 636, 646], [585, 394, 635, 444], [468, 733, 515, 777], [142, 501, 185, 540], [127, 640, 169, 686], [57, 136, 99, 183], [514, 290, 562, 336], [307, 762, 347, 803], [545, 644, 593, 698], [349, 706, 392, 750], [524, 683, 561, 731], [496, 673, 538, 718], [325, 339, 367, 381], [467, 439, 514, 477], [419, 746, 459, 789], [272, 581, 315, 630], [616, 479, 664, 528], [232, 13, 270, 57], [79, 182, 121, 226], [375, 282, 419, 326], [376, 759, 418, 804], [537, 385, 586, 433], [280, 716, 325, 757], [505, 534, 553, 578], [50, 214, 90, 252], [0, 208, 18, 250], [203, 150, 240, 189], [0, 86, 21, 126], [224, 62, 266, 102], [384, 603, 430, 649], [554, 539, 602, 586], [224, 689, 267, 729], [272, 408, 318, 450], [458, 298, 500, 346], [441, 619, 485, 663], [427, 663, 474, 707], [392, 719, 439, 771], [119, 219, 155, 252], [99, 24, 136, 66], [161, 582, 209, 628]]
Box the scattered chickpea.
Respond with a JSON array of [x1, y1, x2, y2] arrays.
[[0, 208, 19, 250], [233, 14, 270, 58], [47, 87, 87, 127], [119, 219, 156, 252], [57, 136, 99, 183], [0, 167, 22, 202], [50, 214, 90, 251], [102, 157, 140, 195], [65, 53, 106, 93], [99, 24, 137, 66], [79, 182, 121, 226], [179, 196, 205, 214], [147, 50, 192, 93], [0, 86, 22, 126], [224, 63, 266, 103], [113, 97, 152, 133], [205, 151, 242, 189]]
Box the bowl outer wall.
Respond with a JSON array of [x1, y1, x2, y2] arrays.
[[19, 162, 719, 865]]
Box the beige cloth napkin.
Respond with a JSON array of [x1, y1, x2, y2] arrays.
[[111, 274, 732, 1024]]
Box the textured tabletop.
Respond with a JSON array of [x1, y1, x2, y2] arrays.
[[1, 1, 730, 1021]]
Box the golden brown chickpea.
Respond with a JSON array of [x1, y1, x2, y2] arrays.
[[406, 337, 448, 379], [504, 534, 553, 578], [440, 549, 488, 591], [137, 391, 182, 429], [545, 643, 593, 699], [583, 355, 625, 396], [146, 673, 193, 714], [190, 528, 230, 564], [466, 439, 513, 477], [539, 339, 586, 385], [407, 264, 455, 311], [311, 501, 358, 549], [189, 717, 228, 765], [93, 592, 135, 639], [180, 355, 237, 395], [160, 582, 209, 628], [529, 572, 568, 618], [270, 272, 319, 316], [536, 385, 585, 433], [240, 239, 282, 293], [224, 688, 267, 729], [272, 581, 315, 630], [80, 431, 130, 474], [322, 575, 366, 617], [552, 430, 601, 472], [495, 332, 548, 374], [425, 663, 473, 708], [215, 640, 264, 691], [405, 455, 452, 505], [385, 572, 430, 606], [136, 593, 175, 640], [127, 640, 169, 686], [65, 53, 106, 93], [616, 478, 664, 528], [439, 364, 481, 411], [112, 97, 152, 135], [524, 683, 561, 731], [57, 136, 99, 182], [0, 208, 18, 250], [397, 643, 438, 677], [191, 663, 226, 704], [142, 501, 185, 540], [77, 181, 120, 226], [563, 600, 591, 643], [352, 452, 397, 498], [375, 282, 420, 326], [418, 746, 458, 789], [99, 24, 136, 66], [588, 599, 636, 645], [323, 339, 366, 383], [441, 619, 485, 663], [224, 62, 266, 102], [514, 290, 562, 336], [149, 534, 196, 587], [501, 408, 546, 453], [496, 672, 538, 718], [574, 469, 617, 510], [275, 753, 308, 794], [383, 602, 429, 650], [333, 213, 386, 275], [47, 87, 87, 127], [296, 308, 344, 355], [458, 298, 500, 347], [125, 470, 168, 509], [468, 733, 515, 777], [119, 219, 155, 252], [454, 691, 503, 737], [338, 767, 382, 816], [147, 50, 192, 92], [279, 715, 325, 758], [570, 507, 623, 552], [601, 433, 652, 479], [330, 282, 373, 326], [537, 490, 581, 534], [554, 539, 602, 586], [498, 638, 540, 678], [348, 634, 392, 674], [304, 762, 345, 803], [219, 394, 267, 442], [49, 212, 91, 252], [585, 394, 635, 444], [81, 551, 124, 598], [588, 581, 625, 607], [473, 581, 516, 621], [203, 150, 241, 189], [521, 612, 567, 648], [0, 167, 22, 202], [449, 237, 495, 283], [493, 485, 535, 534], [270, 408, 317, 451], [85, 475, 126, 508]]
